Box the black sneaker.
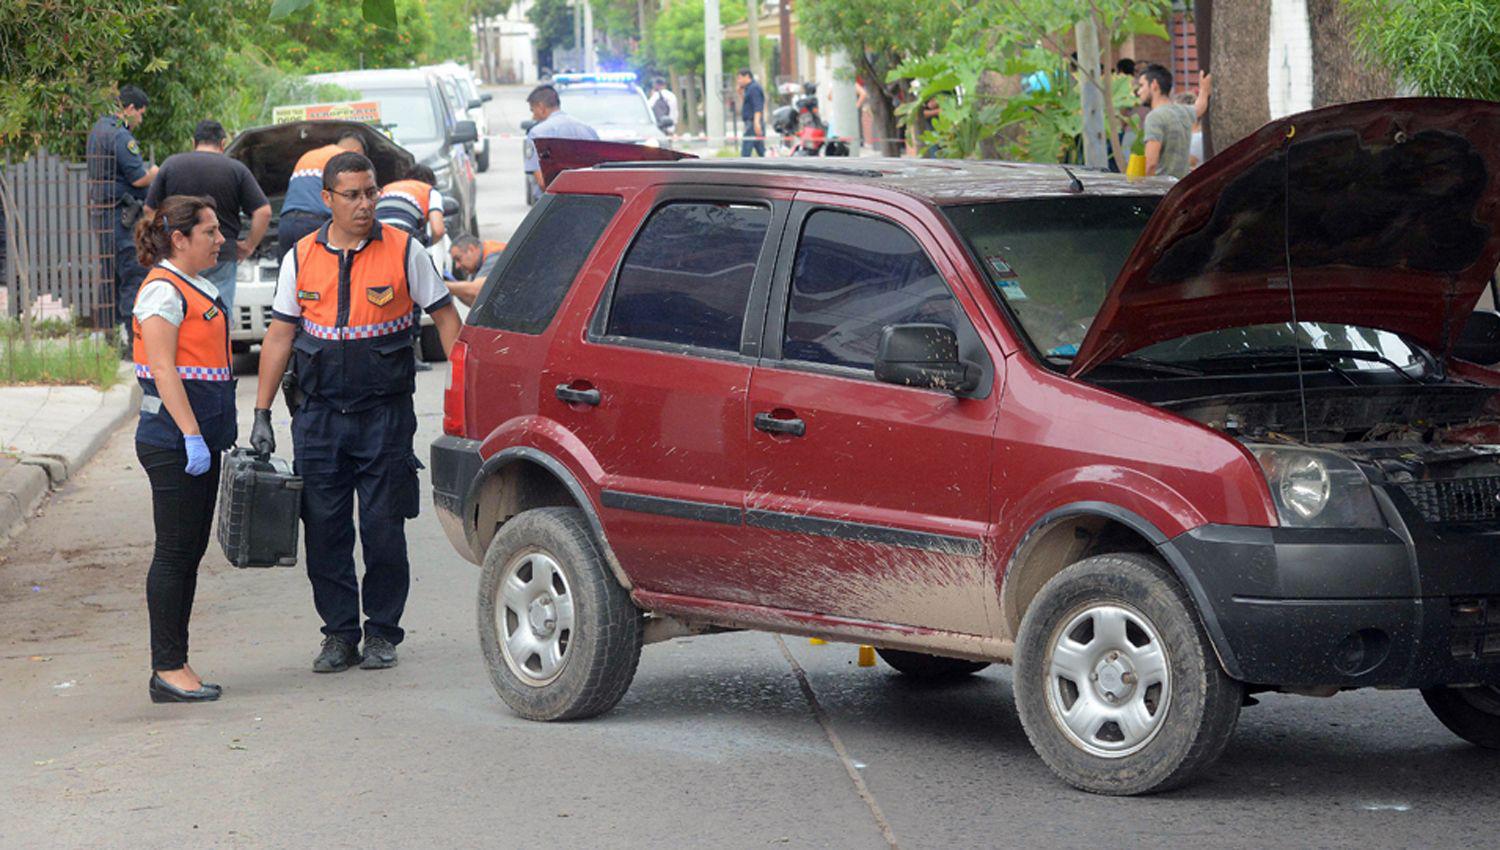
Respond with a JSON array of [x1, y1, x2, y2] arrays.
[[312, 635, 362, 673], [361, 636, 398, 669]]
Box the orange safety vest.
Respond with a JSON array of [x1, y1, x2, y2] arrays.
[[283, 144, 348, 216], [376, 179, 434, 238], [131, 265, 237, 450], [290, 223, 419, 411]]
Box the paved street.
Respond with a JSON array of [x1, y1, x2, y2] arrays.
[[4, 87, 1500, 849]]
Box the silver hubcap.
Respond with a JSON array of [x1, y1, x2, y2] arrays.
[[498, 551, 575, 686], [1044, 604, 1171, 758]]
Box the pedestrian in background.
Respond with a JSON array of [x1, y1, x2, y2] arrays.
[[1135, 64, 1211, 178], [252, 152, 462, 674], [523, 84, 599, 198], [145, 120, 271, 312], [737, 69, 766, 157], [131, 195, 237, 704], [276, 131, 366, 261], [648, 77, 679, 134], [86, 85, 158, 340]]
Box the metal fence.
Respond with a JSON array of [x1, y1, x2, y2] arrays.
[[0, 147, 113, 327]]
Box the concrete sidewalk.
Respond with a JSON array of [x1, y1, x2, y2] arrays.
[[0, 366, 140, 544]]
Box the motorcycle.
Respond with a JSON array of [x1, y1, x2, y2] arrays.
[[771, 82, 850, 157]]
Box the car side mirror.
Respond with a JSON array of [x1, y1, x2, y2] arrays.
[[874, 324, 979, 395], [1454, 310, 1500, 366], [481, 93, 494, 103], [441, 196, 460, 218], [467, 98, 484, 111], [520, 119, 537, 132], [449, 120, 479, 146]]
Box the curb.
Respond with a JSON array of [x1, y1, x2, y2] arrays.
[[1, 366, 140, 545]]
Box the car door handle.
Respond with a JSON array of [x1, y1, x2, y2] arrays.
[[754, 412, 805, 437], [555, 383, 601, 406]]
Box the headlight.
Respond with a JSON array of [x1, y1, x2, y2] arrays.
[[1248, 445, 1385, 528]]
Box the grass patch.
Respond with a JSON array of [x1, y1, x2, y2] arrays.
[[1, 322, 121, 388]]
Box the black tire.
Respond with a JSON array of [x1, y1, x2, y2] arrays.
[[524, 174, 538, 206], [419, 324, 447, 362], [1422, 685, 1500, 748], [476, 142, 490, 173], [1013, 553, 1242, 795], [468, 212, 479, 237], [477, 507, 643, 721], [877, 648, 990, 679]]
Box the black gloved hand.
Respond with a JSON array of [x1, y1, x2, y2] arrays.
[[250, 408, 276, 457]]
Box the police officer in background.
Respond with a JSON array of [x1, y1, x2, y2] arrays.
[[87, 85, 159, 336], [523, 85, 597, 198], [376, 163, 445, 247], [250, 152, 461, 673]]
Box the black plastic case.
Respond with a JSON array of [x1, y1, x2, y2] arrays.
[[217, 447, 302, 568]]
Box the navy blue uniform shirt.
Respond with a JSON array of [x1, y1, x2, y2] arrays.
[[86, 115, 148, 207], [741, 80, 765, 127]]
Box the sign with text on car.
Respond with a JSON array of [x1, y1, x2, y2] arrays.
[[272, 101, 383, 125]]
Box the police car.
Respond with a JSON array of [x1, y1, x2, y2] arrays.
[[523, 72, 672, 205]]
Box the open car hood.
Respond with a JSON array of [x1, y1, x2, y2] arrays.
[[1069, 98, 1500, 377], [225, 120, 415, 197], [533, 138, 694, 187]]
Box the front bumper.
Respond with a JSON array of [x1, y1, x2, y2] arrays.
[[431, 434, 485, 564], [1168, 493, 1500, 688]]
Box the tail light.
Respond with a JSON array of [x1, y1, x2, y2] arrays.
[[443, 339, 469, 436]]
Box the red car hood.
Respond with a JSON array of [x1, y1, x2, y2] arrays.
[[1069, 98, 1500, 377], [534, 138, 694, 187]]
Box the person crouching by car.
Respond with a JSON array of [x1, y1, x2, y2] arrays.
[[131, 195, 237, 704], [376, 163, 446, 247], [446, 234, 507, 306]]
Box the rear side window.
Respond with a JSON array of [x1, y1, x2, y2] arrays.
[[784, 210, 966, 370], [470, 194, 621, 333], [605, 202, 770, 352]]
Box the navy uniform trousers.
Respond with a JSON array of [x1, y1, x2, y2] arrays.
[[292, 396, 423, 645]]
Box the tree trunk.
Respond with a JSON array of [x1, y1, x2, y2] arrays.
[[1306, 0, 1396, 105], [1208, 0, 1270, 150], [858, 54, 903, 157]]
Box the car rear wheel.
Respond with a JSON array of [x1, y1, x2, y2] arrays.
[[1014, 553, 1242, 795], [478, 507, 643, 721], [877, 648, 990, 679], [1422, 685, 1500, 748], [476, 140, 490, 172]]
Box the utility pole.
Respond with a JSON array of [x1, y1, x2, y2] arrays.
[[704, 0, 724, 148], [571, 0, 581, 68], [746, 0, 761, 84], [778, 0, 792, 80], [1075, 15, 1108, 169], [583, 2, 596, 72], [830, 50, 856, 142]]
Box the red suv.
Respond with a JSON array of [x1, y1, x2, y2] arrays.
[[433, 99, 1500, 795]]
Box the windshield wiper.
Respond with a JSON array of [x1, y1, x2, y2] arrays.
[[1094, 354, 1205, 376], [1193, 346, 1424, 384]]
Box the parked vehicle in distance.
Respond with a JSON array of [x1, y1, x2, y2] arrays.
[[428, 61, 493, 172], [432, 100, 1500, 795], [306, 68, 480, 236]]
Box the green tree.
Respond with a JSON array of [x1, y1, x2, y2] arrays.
[[255, 0, 435, 74], [1343, 0, 1500, 99], [530, 0, 578, 59], [798, 0, 953, 155], [121, 0, 253, 157]]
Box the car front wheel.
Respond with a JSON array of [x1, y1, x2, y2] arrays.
[[1422, 684, 1500, 748], [478, 507, 643, 721], [1014, 553, 1242, 795]]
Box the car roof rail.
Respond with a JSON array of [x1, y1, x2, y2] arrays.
[[593, 160, 886, 178]]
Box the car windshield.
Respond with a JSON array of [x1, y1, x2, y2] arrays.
[[560, 89, 653, 127], [355, 87, 441, 145], [944, 197, 1159, 359]]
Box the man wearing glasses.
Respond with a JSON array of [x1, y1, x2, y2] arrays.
[[251, 152, 462, 674]]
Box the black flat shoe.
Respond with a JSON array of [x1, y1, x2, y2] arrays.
[[149, 673, 221, 703]]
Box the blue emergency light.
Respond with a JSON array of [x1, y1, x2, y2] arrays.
[[553, 72, 637, 86]]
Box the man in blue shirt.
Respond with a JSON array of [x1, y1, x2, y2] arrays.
[[737, 69, 766, 157], [522, 84, 599, 199], [86, 85, 158, 335]]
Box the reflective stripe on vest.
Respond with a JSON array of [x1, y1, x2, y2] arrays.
[[300, 312, 416, 341], [131, 266, 231, 375]]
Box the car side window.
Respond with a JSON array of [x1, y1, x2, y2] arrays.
[[784, 209, 966, 370], [469, 194, 621, 333], [605, 202, 770, 352]]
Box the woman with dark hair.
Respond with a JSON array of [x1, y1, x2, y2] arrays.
[[131, 194, 236, 703]]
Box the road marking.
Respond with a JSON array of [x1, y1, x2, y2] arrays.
[[775, 635, 900, 850]]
